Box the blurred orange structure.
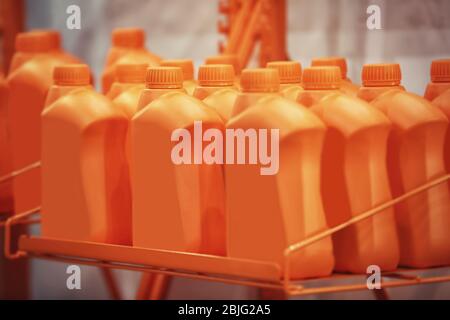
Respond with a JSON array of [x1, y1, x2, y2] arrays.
[[0, 0, 24, 73], [218, 0, 288, 69]]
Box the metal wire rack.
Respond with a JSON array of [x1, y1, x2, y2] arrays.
[[0, 163, 450, 296], [1, 162, 449, 298]]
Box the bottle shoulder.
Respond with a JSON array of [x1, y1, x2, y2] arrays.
[[372, 90, 448, 131], [133, 91, 223, 128]]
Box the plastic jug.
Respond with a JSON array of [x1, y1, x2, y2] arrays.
[[133, 66, 191, 298], [193, 64, 236, 100], [9, 30, 81, 74], [432, 89, 450, 172], [297, 66, 341, 107], [42, 64, 131, 244], [374, 91, 450, 267], [360, 64, 450, 267], [160, 59, 197, 95], [311, 57, 359, 96], [3, 33, 84, 215], [205, 54, 241, 76], [44, 65, 91, 109], [1, 30, 82, 214], [106, 63, 147, 101], [107, 64, 148, 195], [0, 74, 12, 213], [314, 75, 399, 273], [357, 64, 405, 102], [102, 28, 160, 94], [424, 59, 450, 101], [193, 64, 238, 122], [205, 54, 241, 87], [267, 61, 303, 101], [123, 66, 185, 189], [137, 67, 186, 112], [225, 95, 335, 279], [302, 66, 400, 273], [231, 68, 280, 118], [132, 66, 226, 255]]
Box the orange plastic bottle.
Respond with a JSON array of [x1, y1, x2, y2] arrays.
[[107, 64, 148, 197], [231, 68, 280, 118], [311, 56, 359, 96], [297, 66, 341, 107], [205, 54, 241, 76], [205, 54, 241, 87], [160, 59, 197, 95], [132, 66, 226, 255], [267, 61, 303, 101], [225, 94, 335, 279], [3, 33, 84, 215], [302, 66, 400, 273], [102, 28, 161, 94], [133, 66, 192, 298], [432, 89, 450, 172], [106, 63, 147, 101], [424, 59, 450, 101], [194, 64, 236, 100], [133, 67, 185, 209], [137, 67, 186, 112], [193, 64, 238, 122], [9, 30, 81, 74], [42, 64, 131, 244], [44, 64, 91, 109], [357, 64, 405, 102], [360, 65, 450, 268], [0, 73, 12, 213]]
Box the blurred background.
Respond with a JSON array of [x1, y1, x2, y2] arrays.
[[21, 0, 450, 95], [1, 0, 450, 299]]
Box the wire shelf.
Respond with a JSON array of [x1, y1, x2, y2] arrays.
[[2, 166, 450, 297]]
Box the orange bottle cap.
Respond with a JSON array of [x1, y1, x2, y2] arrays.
[[240, 68, 280, 93], [112, 28, 145, 48], [205, 54, 241, 74], [311, 57, 347, 79], [430, 59, 450, 83], [266, 61, 302, 84], [53, 64, 90, 86], [160, 59, 194, 81], [198, 64, 235, 86], [145, 66, 183, 89], [361, 63, 401, 87], [116, 63, 148, 83], [15, 30, 61, 53], [302, 66, 341, 90]]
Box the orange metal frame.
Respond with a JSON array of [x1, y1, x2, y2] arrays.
[[0, 0, 25, 73], [1, 162, 450, 298], [218, 0, 288, 69]]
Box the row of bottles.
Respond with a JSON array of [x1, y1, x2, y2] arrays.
[[1, 28, 449, 280]]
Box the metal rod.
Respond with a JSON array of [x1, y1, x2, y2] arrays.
[[0, 161, 41, 184], [4, 207, 40, 259], [283, 174, 450, 289]]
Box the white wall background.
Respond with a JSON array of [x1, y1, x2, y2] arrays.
[[24, 0, 450, 299]]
